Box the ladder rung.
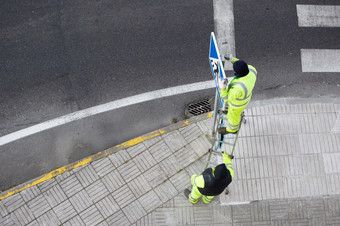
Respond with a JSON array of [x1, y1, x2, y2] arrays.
[[216, 141, 234, 146]]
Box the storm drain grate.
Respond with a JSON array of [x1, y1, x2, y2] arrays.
[[185, 99, 212, 117]]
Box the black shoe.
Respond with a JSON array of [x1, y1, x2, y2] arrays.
[[184, 189, 191, 199], [225, 188, 229, 195]]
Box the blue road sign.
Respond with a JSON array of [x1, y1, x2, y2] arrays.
[[209, 32, 226, 108]]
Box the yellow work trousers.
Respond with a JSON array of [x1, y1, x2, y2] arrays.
[[226, 104, 246, 133], [189, 185, 214, 204]]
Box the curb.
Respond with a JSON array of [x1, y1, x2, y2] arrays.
[[0, 112, 213, 200]]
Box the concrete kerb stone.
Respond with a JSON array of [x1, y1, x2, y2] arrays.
[[0, 112, 213, 201]]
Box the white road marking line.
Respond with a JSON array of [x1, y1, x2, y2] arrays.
[[296, 5, 340, 27], [0, 81, 215, 146], [301, 49, 340, 72]]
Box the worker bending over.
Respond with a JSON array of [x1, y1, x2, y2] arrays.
[[218, 56, 257, 134], [184, 152, 233, 204]]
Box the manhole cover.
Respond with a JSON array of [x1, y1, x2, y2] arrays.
[[185, 99, 212, 117]]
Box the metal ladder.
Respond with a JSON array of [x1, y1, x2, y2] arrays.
[[205, 110, 245, 169]]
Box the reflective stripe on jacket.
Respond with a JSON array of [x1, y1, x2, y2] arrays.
[[220, 60, 257, 108]]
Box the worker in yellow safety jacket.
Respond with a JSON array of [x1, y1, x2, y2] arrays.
[[184, 152, 233, 204], [218, 56, 257, 134]]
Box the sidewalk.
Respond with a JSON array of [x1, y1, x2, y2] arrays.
[[1, 98, 340, 226]]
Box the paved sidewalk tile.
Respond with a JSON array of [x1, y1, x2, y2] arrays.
[[108, 149, 131, 168], [122, 200, 146, 223], [95, 195, 119, 219], [101, 170, 125, 193], [106, 210, 130, 226], [2, 193, 25, 212], [26, 194, 50, 218], [117, 159, 142, 183], [69, 189, 93, 213], [143, 164, 167, 188], [112, 184, 135, 208], [127, 143, 147, 158], [179, 124, 203, 143], [20, 186, 41, 203], [59, 174, 83, 198], [128, 174, 152, 198], [74, 165, 99, 188], [42, 184, 67, 207], [10, 204, 34, 225], [86, 179, 109, 203], [91, 157, 115, 177], [63, 215, 85, 226], [79, 205, 104, 226], [147, 140, 172, 163], [138, 190, 162, 213], [53, 199, 77, 223], [36, 209, 61, 226], [162, 130, 187, 152]]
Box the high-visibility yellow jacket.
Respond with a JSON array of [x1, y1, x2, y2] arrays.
[[220, 58, 257, 108]]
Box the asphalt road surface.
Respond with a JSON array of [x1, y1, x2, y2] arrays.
[[0, 0, 339, 191], [0, 0, 214, 191]]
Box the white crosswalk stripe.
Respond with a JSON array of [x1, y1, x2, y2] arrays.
[[297, 4, 340, 72]]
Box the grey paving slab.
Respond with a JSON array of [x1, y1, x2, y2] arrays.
[[152, 207, 175, 225], [143, 136, 162, 148], [0, 214, 15, 226], [26, 194, 51, 218], [162, 130, 187, 152], [122, 200, 147, 224], [179, 124, 203, 143], [69, 189, 93, 213], [175, 207, 195, 225], [189, 134, 212, 157], [91, 157, 115, 177], [58, 174, 83, 198], [169, 170, 191, 192], [74, 164, 99, 188], [79, 205, 104, 226], [133, 150, 157, 173], [105, 210, 130, 226], [154, 180, 177, 203], [138, 190, 162, 213], [174, 145, 198, 168], [20, 186, 41, 203], [53, 199, 77, 223], [143, 164, 167, 188], [63, 215, 85, 226], [159, 154, 182, 178], [10, 204, 35, 225], [127, 143, 147, 158], [147, 139, 172, 163], [108, 149, 131, 168], [36, 209, 61, 226], [2, 193, 25, 212], [112, 184, 135, 208], [95, 195, 119, 219], [101, 170, 125, 193], [117, 159, 142, 183], [86, 179, 109, 203], [0, 200, 8, 217], [37, 178, 58, 193], [128, 174, 152, 199], [42, 184, 67, 207]]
